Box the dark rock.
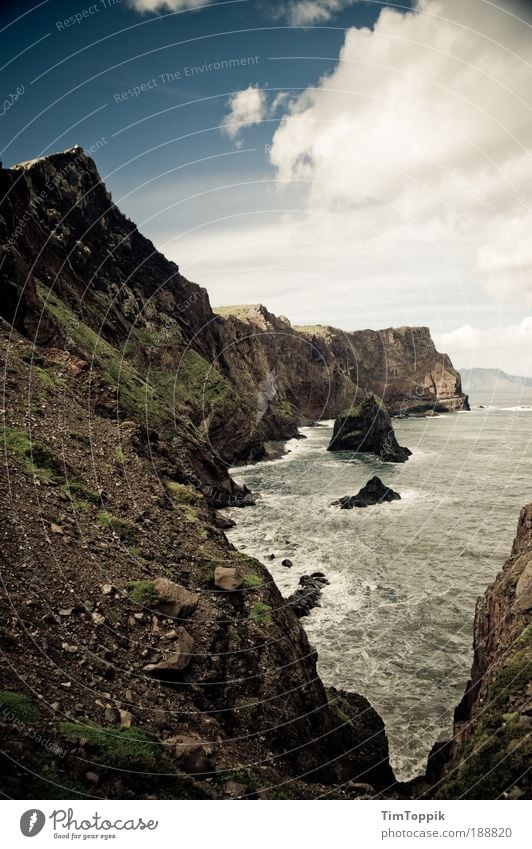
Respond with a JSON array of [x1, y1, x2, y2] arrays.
[[333, 476, 401, 509], [213, 513, 235, 530], [327, 687, 396, 788], [286, 574, 328, 617], [328, 395, 411, 463], [281, 558, 293, 568]]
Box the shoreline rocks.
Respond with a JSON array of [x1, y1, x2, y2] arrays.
[[333, 476, 401, 509], [286, 572, 330, 617]]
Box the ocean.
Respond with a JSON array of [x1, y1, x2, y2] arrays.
[[223, 389, 532, 780]]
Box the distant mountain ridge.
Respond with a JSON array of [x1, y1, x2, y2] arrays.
[[460, 367, 532, 391]]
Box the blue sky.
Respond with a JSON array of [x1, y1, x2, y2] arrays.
[[1, 0, 531, 373]]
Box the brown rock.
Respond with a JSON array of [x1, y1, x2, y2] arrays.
[[119, 709, 133, 728], [152, 577, 199, 619], [214, 566, 244, 592], [224, 781, 248, 798], [143, 628, 195, 677], [171, 734, 215, 775]]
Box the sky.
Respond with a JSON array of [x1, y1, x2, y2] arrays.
[[1, 0, 531, 374]]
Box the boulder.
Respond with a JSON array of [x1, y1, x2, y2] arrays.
[[152, 577, 199, 619], [332, 476, 401, 509], [214, 566, 244, 591], [281, 558, 293, 568], [143, 627, 194, 677], [213, 513, 236, 530], [170, 734, 215, 775], [327, 395, 411, 463]]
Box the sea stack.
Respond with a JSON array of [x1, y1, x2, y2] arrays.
[[327, 395, 411, 462]]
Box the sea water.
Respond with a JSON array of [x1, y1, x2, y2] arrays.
[[224, 389, 532, 780]]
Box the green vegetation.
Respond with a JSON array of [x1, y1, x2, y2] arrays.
[[166, 481, 201, 504], [326, 692, 351, 727], [60, 722, 161, 770], [516, 623, 532, 649], [489, 648, 532, 707], [113, 448, 129, 464], [97, 512, 136, 541], [341, 393, 385, 419], [3, 426, 62, 484], [172, 350, 233, 408], [249, 602, 272, 625], [0, 691, 40, 723], [4, 426, 98, 507], [38, 286, 173, 428], [36, 366, 66, 389], [182, 505, 200, 524], [20, 346, 45, 366], [127, 580, 157, 605], [62, 478, 99, 506], [437, 716, 532, 799], [243, 573, 262, 589]]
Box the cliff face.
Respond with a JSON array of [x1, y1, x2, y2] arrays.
[[436, 505, 532, 799], [1, 148, 467, 478], [297, 325, 469, 415]]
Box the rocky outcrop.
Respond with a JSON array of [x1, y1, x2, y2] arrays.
[[286, 573, 330, 617], [327, 396, 411, 462], [435, 505, 532, 799], [297, 323, 469, 415], [333, 476, 401, 509]]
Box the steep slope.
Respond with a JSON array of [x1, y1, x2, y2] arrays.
[[435, 505, 532, 799], [0, 318, 399, 800]]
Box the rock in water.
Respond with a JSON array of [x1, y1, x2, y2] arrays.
[[327, 395, 411, 462], [286, 573, 330, 617], [333, 476, 401, 509]]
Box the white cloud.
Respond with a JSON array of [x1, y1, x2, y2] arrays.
[[127, 0, 206, 12], [269, 0, 532, 305], [221, 85, 268, 144], [436, 318, 532, 375], [279, 1, 357, 26]]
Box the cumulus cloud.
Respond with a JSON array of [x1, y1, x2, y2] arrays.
[[128, 0, 206, 12], [278, 1, 357, 26], [436, 319, 532, 375], [221, 85, 268, 144], [268, 0, 532, 303]]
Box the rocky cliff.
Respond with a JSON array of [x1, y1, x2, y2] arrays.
[[0, 148, 467, 479], [435, 505, 532, 799], [0, 146, 470, 800], [296, 324, 469, 415]]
